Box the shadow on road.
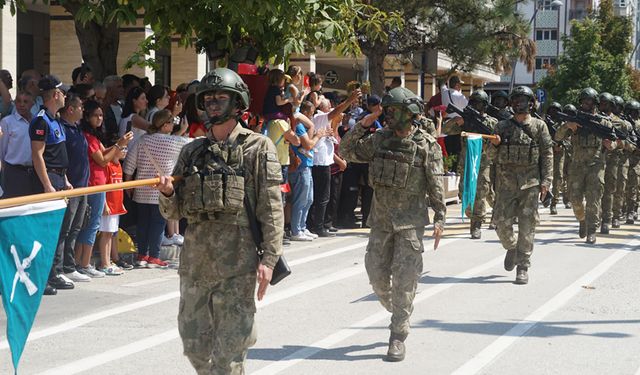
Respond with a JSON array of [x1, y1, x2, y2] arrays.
[[248, 342, 387, 361], [414, 319, 638, 339]]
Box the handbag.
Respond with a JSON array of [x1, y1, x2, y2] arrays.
[[243, 193, 291, 285]]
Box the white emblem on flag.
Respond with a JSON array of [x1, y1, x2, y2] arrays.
[[10, 241, 42, 303]]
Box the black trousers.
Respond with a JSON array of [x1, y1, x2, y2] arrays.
[[325, 172, 343, 228], [50, 195, 87, 278], [307, 165, 331, 232], [338, 162, 373, 225], [1, 162, 39, 198]]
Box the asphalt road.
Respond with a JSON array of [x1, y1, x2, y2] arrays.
[[1, 204, 639, 375]]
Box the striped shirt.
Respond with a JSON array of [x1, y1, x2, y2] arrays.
[[123, 133, 192, 204]]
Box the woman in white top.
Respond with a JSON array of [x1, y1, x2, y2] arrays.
[[119, 86, 150, 144], [145, 85, 170, 124], [123, 109, 191, 268]]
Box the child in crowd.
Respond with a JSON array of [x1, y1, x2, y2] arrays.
[[98, 157, 127, 275]]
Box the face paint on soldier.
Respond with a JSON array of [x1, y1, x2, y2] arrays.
[[510, 95, 530, 114], [493, 97, 508, 110], [598, 100, 612, 114], [204, 91, 236, 125], [469, 100, 487, 113], [384, 105, 413, 131]]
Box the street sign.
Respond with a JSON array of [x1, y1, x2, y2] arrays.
[[324, 70, 339, 85], [536, 88, 546, 103]]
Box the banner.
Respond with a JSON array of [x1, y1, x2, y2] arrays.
[[0, 200, 66, 373], [461, 136, 483, 218]]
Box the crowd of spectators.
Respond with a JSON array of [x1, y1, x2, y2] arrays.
[[0, 64, 452, 296]]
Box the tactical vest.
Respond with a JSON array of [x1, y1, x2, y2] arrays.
[[495, 121, 539, 167], [179, 135, 247, 221], [369, 130, 427, 194]]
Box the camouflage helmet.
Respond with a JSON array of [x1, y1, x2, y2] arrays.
[[509, 86, 535, 101], [626, 100, 640, 111], [469, 89, 489, 104], [381, 87, 424, 115], [598, 92, 614, 104], [548, 101, 562, 111], [563, 104, 577, 115], [196, 68, 250, 111], [492, 90, 509, 99], [613, 95, 624, 107], [579, 87, 599, 103]]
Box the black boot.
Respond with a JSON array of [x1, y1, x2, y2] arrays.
[[470, 220, 481, 239], [385, 333, 407, 362], [550, 205, 558, 215], [579, 221, 587, 238], [600, 222, 610, 235], [514, 266, 529, 285], [626, 212, 635, 225], [612, 218, 620, 228], [43, 284, 57, 296], [504, 249, 517, 271], [586, 231, 597, 244]]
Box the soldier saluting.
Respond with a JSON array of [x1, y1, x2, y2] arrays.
[[156, 68, 284, 374], [487, 86, 553, 285], [340, 87, 446, 362]]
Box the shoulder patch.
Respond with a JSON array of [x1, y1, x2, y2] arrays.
[[265, 152, 278, 162]]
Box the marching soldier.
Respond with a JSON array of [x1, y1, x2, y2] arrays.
[[556, 88, 615, 244], [625, 100, 640, 224], [156, 68, 284, 374], [612, 96, 634, 228], [546, 101, 565, 215], [340, 87, 446, 362], [599, 93, 631, 234], [443, 89, 497, 238], [487, 86, 553, 285]]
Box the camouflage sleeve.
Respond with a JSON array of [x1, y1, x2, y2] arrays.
[[340, 123, 376, 163], [426, 139, 446, 229], [486, 121, 505, 161], [554, 122, 573, 141], [538, 122, 554, 188], [442, 117, 462, 135], [421, 117, 438, 137], [159, 146, 190, 221], [254, 140, 285, 268], [485, 116, 498, 132]]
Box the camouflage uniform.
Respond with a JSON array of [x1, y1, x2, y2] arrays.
[[488, 116, 553, 269], [601, 114, 632, 229], [160, 124, 284, 373], [550, 121, 568, 207], [556, 115, 613, 237], [340, 95, 446, 350], [443, 115, 498, 227], [626, 118, 640, 222], [417, 115, 438, 137]]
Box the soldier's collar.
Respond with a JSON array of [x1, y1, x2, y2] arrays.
[[207, 122, 243, 145]]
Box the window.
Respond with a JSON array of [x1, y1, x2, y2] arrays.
[[535, 29, 559, 40], [538, 0, 554, 10], [536, 57, 557, 70]]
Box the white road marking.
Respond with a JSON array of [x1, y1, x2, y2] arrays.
[[288, 241, 368, 266], [0, 292, 180, 351], [250, 254, 505, 375], [451, 243, 638, 375], [34, 238, 462, 374]]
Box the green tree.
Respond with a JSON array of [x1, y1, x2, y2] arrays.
[[357, 0, 536, 95], [1, 0, 399, 80], [539, 0, 633, 104]]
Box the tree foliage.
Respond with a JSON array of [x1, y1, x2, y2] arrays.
[[1, 0, 399, 79], [539, 0, 634, 105], [358, 0, 536, 94]]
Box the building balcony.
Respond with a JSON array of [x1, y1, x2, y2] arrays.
[[535, 10, 559, 28]]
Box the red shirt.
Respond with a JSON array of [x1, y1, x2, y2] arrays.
[[105, 161, 127, 215], [188, 122, 207, 138], [84, 132, 108, 186]]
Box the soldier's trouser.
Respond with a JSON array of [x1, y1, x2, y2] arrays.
[[465, 164, 492, 223], [626, 156, 640, 214], [569, 161, 605, 232], [563, 148, 572, 203], [614, 156, 629, 219], [601, 153, 620, 224], [365, 227, 424, 336], [493, 186, 539, 268], [178, 273, 257, 375], [551, 147, 565, 205]]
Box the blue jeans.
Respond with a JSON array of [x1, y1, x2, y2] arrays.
[[289, 167, 313, 236], [77, 192, 106, 246], [136, 203, 166, 258]]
